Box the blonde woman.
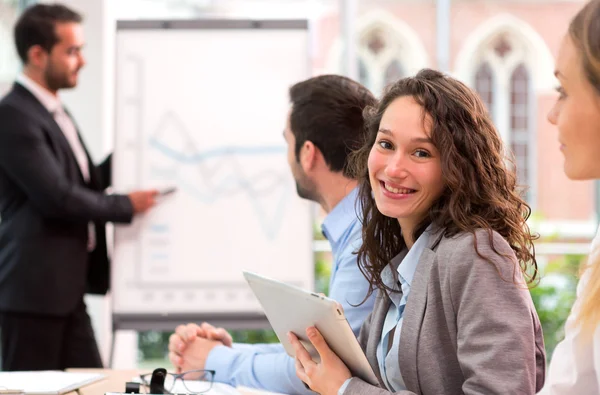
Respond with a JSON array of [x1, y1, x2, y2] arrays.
[[541, 0, 600, 393]]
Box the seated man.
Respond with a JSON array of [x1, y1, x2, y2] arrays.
[[168, 75, 377, 395]]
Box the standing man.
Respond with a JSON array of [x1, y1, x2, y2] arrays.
[[168, 75, 377, 395], [0, 3, 158, 370]]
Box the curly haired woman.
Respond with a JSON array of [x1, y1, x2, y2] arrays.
[[289, 69, 545, 395]]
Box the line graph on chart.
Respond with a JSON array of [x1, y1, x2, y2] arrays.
[[145, 110, 292, 239], [114, 51, 311, 294]]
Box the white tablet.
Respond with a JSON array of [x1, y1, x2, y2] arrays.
[[243, 271, 379, 386]]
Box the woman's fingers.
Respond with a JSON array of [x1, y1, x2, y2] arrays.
[[288, 331, 317, 367]]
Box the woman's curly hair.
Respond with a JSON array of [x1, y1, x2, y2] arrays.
[[350, 69, 538, 298]]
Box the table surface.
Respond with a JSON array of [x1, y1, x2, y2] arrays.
[[65, 369, 283, 395]]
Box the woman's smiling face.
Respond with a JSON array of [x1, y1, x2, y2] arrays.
[[368, 96, 444, 229]]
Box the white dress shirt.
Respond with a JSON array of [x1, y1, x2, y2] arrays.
[[538, 226, 600, 394], [15, 73, 96, 251]]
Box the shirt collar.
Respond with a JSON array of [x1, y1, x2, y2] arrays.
[[382, 225, 432, 291], [16, 73, 62, 114], [321, 187, 359, 244], [397, 226, 432, 286]]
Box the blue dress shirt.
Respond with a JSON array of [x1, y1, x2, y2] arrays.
[[205, 187, 375, 395], [339, 227, 430, 394]]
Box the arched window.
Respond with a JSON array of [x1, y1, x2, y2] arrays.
[[358, 58, 369, 91], [327, 11, 428, 97], [472, 34, 535, 205], [384, 59, 404, 87], [356, 28, 406, 95], [510, 63, 530, 200], [474, 62, 494, 116]]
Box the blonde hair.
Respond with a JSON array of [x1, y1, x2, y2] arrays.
[[569, 0, 600, 336]]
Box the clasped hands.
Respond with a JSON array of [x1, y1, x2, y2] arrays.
[[168, 322, 352, 395], [168, 322, 233, 372]]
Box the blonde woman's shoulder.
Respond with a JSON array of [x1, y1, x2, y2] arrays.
[[576, 224, 600, 296]]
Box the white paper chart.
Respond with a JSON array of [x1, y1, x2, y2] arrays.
[[111, 20, 313, 316]]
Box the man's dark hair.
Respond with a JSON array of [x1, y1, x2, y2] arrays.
[[14, 3, 83, 64], [288, 75, 376, 178]]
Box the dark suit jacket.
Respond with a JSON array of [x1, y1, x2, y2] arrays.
[[0, 82, 134, 316]]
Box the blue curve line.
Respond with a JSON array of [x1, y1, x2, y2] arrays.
[[149, 137, 285, 163], [148, 138, 291, 239], [170, 173, 283, 204], [177, 175, 292, 239]]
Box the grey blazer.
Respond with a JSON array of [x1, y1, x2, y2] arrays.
[[346, 228, 545, 395]]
